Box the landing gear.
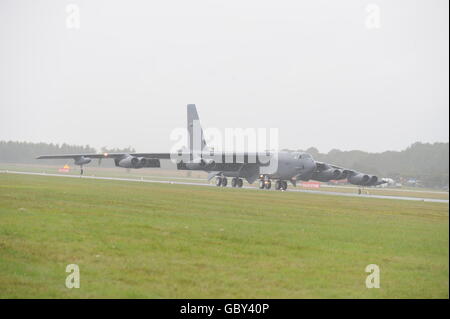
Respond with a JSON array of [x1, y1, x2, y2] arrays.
[[221, 177, 228, 187], [275, 180, 281, 190], [215, 176, 228, 187], [259, 180, 265, 189], [80, 165, 84, 176], [231, 177, 244, 188], [275, 180, 288, 191], [259, 177, 272, 189], [217, 176, 242, 188]]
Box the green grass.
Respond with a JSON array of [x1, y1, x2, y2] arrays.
[[0, 174, 448, 298]]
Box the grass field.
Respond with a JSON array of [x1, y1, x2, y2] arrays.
[[0, 173, 448, 298]]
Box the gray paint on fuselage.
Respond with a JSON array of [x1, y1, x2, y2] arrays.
[[209, 151, 316, 182]]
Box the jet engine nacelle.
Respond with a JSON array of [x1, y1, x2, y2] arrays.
[[118, 156, 142, 169], [365, 175, 379, 186], [136, 157, 148, 167], [313, 168, 346, 182], [347, 173, 375, 186], [115, 156, 160, 168], [74, 156, 91, 166]]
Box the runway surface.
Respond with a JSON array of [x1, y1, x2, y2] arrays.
[[1, 170, 448, 204]]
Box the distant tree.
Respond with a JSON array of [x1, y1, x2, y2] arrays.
[[0, 141, 96, 165], [305, 147, 320, 158]]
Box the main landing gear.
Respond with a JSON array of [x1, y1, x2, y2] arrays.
[[216, 177, 243, 188], [275, 180, 288, 191], [216, 176, 287, 191], [231, 177, 243, 188], [259, 179, 271, 189], [259, 177, 288, 191]]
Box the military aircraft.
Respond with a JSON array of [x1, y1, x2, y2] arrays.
[[37, 104, 386, 191]]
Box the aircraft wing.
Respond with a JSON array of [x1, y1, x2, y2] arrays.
[[36, 151, 272, 163], [36, 153, 172, 159], [315, 161, 347, 171], [313, 161, 386, 186]]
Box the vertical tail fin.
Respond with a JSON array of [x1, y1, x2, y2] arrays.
[[187, 104, 207, 158]]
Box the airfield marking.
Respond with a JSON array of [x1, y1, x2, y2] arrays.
[[1, 170, 448, 204]]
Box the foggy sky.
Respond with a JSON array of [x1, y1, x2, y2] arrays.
[[0, 0, 448, 153]]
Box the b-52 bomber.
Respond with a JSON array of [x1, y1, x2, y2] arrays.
[[37, 104, 386, 191]]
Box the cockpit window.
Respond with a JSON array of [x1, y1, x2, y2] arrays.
[[294, 153, 312, 160]]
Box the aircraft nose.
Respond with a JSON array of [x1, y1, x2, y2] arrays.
[[296, 157, 316, 173], [307, 158, 316, 172]]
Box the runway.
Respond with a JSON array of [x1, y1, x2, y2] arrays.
[[2, 170, 448, 204]]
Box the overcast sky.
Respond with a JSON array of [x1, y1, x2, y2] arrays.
[[0, 0, 448, 153]]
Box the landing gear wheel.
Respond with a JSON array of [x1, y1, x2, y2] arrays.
[[265, 180, 272, 189], [275, 180, 281, 190], [231, 177, 237, 188], [216, 177, 222, 187], [221, 177, 228, 187], [237, 178, 243, 188], [281, 181, 288, 191], [259, 180, 265, 189]]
